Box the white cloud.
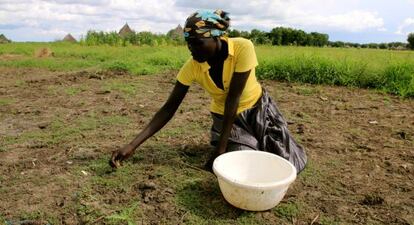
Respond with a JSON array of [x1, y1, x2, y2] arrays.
[[0, 0, 404, 42], [175, 0, 384, 32], [293, 11, 384, 32], [396, 18, 414, 35], [0, 0, 183, 41]]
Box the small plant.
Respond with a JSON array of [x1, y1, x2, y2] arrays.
[[106, 202, 140, 225], [0, 98, 13, 106], [106, 61, 130, 74], [64, 87, 82, 96], [274, 201, 300, 220]]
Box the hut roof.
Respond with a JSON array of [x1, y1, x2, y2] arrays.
[[119, 23, 134, 37], [175, 24, 183, 31], [63, 33, 77, 42], [168, 24, 184, 39], [0, 34, 11, 43]]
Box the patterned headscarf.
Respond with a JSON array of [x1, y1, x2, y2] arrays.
[[183, 9, 230, 39]]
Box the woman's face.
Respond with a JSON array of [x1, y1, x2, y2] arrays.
[[186, 37, 217, 62]]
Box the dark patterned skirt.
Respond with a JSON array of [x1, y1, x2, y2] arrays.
[[210, 89, 307, 173]]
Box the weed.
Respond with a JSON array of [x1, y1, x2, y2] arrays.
[[273, 201, 300, 220], [105, 202, 141, 225], [0, 214, 5, 225], [176, 178, 245, 221], [1, 115, 130, 147], [319, 215, 341, 225], [0, 98, 13, 106], [16, 211, 58, 224], [298, 160, 322, 185], [14, 80, 26, 87], [64, 86, 82, 96], [295, 86, 319, 96], [106, 61, 130, 74], [102, 80, 138, 96]]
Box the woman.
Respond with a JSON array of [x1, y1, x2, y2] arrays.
[[110, 9, 307, 173]]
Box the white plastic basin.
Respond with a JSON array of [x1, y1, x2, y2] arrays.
[[213, 150, 297, 211]]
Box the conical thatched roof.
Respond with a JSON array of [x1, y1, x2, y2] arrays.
[[175, 24, 183, 32], [167, 24, 184, 40], [119, 23, 134, 37], [0, 34, 11, 44], [63, 33, 77, 42]]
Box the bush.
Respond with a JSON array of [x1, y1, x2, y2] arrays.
[[408, 33, 414, 50], [381, 64, 414, 97], [106, 61, 130, 74]]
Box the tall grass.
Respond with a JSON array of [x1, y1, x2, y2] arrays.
[[0, 42, 413, 97], [0, 42, 189, 74], [256, 46, 414, 97]]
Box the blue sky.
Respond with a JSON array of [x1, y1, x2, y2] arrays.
[[0, 0, 413, 43]]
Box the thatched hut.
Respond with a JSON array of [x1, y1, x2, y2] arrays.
[[63, 33, 77, 43], [167, 24, 184, 40], [0, 34, 11, 43], [119, 23, 134, 37]]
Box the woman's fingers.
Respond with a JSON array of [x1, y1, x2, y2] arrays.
[[109, 150, 123, 168], [109, 151, 119, 168], [109, 146, 134, 168]]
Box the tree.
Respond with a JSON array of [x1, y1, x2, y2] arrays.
[[228, 29, 241, 37], [378, 43, 388, 49], [408, 33, 414, 50], [269, 27, 283, 45], [249, 29, 270, 45], [310, 32, 329, 47]]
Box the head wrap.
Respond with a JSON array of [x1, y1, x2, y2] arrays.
[[183, 9, 230, 39]]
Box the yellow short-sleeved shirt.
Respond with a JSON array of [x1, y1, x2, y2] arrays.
[[176, 37, 262, 115]]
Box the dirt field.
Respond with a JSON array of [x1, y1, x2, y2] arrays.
[[0, 67, 413, 225]]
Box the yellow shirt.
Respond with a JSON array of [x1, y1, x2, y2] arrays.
[[176, 37, 262, 115]]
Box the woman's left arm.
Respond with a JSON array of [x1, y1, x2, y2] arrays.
[[205, 70, 251, 170]]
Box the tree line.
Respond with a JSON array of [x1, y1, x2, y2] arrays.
[[229, 27, 414, 50], [80, 30, 184, 47], [228, 27, 330, 47], [77, 28, 414, 50]]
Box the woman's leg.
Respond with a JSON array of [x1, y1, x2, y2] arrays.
[[251, 90, 307, 173], [226, 143, 256, 152], [210, 112, 259, 151]]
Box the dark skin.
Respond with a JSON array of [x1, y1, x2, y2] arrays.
[[110, 37, 251, 171]]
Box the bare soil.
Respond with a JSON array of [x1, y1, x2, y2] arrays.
[[0, 67, 413, 225]]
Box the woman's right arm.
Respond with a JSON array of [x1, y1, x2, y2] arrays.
[[110, 81, 189, 168]]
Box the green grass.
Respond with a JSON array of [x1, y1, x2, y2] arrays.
[[273, 201, 300, 220], [319, 216, 342, 225], [0, 98, 13, 106], [2, 115, 130, 148], [1, 42, 413, 97], [105, 202, 141, 225], [64, 86, 86, 96], [175, 177, 262, 225], [0, 42, 189, 74], [102, 80, 139, 96]]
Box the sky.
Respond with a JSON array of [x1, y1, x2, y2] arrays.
[[1, 0, 414, 43]]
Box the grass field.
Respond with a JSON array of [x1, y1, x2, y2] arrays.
[[0, 43, 413, 224], [1, 42, 414, 96]]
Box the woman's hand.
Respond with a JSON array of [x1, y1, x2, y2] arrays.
[[109, 144, 135, 168]]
